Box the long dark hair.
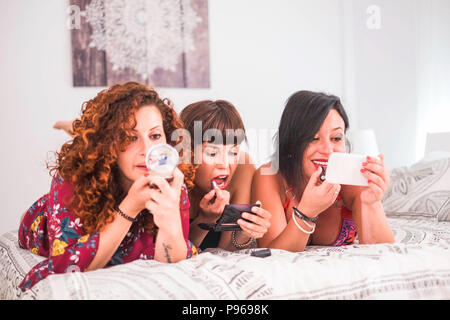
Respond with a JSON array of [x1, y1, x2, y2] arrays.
[[274, 90, 350, 196]]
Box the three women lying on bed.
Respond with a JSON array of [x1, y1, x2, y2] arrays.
[[18, 82, 394, 290]]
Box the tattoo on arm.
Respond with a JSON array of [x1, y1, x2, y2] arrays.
[[163, 243, 172, 263]]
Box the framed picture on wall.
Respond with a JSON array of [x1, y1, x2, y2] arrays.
[[69, 0, 210, 88]]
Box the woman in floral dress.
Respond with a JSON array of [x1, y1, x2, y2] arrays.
[[18, 82, 197, 290]]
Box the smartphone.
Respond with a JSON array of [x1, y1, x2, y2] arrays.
[[198, 203, 260, 232], [325, 153, 369, 186]]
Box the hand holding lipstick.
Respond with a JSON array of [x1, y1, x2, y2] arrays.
[[198, 182, 230, 223], [296, 166, 341, 219]]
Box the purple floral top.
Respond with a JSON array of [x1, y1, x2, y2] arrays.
[[18, 175, 197, 291]]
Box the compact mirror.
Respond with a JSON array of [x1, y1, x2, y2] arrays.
[[145, 144, 179, 179]]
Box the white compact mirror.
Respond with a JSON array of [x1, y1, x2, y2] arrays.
[[325, 152, 368, 186]]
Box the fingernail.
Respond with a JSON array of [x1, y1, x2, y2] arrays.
[[362, 162, 367, 166], [360, 169, 366, 173], [368, 180, 372, 183]]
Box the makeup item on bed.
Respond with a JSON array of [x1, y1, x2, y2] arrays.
[[250, 248, 271, 258], [145, 144, 179, 187], [198, 203, 260, 231], [325, 152, 369, 186]]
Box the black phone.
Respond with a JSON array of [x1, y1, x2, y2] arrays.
[[198, 203, 260, 232]]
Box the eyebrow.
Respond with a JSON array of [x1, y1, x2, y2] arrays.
[[132, 125, 163, 132], [204, 143, 239, 148], [332, 127, 344, 132], [149, 125, 163, 131], [204, 144, 220, 150]]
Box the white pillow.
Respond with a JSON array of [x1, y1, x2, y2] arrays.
[[420, 151, 450, 163], [382, 157, 450, 221]]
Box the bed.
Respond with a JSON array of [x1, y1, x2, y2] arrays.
[[2, 148, 450, 300]]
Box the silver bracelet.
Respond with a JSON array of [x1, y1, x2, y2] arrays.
[[231, 230, 256, 249]]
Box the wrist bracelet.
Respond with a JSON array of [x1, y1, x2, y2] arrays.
[[231, 230, 256, 249], [116, 206, 137, 223], [292, 211, 315, 234], [293, 207, 318, 224]]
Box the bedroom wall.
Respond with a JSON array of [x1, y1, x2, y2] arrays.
[[1, 0, 448, 235], [346, 0, 419, 169], [346, 0, 450, 167], [0, 0, 344, 234], [416, 0, 450, 160]]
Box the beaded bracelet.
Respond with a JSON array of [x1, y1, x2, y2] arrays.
[[116, 206, 137, 223], [231, 230, 256, 249]]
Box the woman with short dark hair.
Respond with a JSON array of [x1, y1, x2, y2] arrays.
[[180, 100, 271, 251]]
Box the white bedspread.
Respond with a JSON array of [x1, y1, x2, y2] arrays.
[[1, 217, 450, 300]]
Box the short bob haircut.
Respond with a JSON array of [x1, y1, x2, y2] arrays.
[[179, 100, 247, 164], [274, 90, 350, 196]]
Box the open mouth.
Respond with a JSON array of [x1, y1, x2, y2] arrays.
[[312, 160, 328, 171], [211, 175, 229, 190]]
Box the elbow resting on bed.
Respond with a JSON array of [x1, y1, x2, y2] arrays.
[[358, 233, 395, 245]]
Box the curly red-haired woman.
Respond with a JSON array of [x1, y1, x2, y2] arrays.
[[18, 82, 197, 291]]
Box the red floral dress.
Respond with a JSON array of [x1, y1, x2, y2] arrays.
[[18, 174, 197, 291]]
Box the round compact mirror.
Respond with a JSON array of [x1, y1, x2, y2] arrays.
[[145, 144, 179, 179]]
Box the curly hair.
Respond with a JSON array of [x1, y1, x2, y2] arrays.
[[51, 82, 195, 235]]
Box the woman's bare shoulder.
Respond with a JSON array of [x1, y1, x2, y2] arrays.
[[228, 152, 255, 189], [251, 163, 286, 223], [226, 152, 255, 204], [236, 152, 256, 176], [252, 162, 284, 192]]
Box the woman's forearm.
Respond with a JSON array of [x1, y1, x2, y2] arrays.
[[189, 215, 215, 247], [262, 217, 311, 252], [354, 201, 395, 244], [87, 213, 132, 271], [154, 227, 188, 263], [218, 230, 252, 251]]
